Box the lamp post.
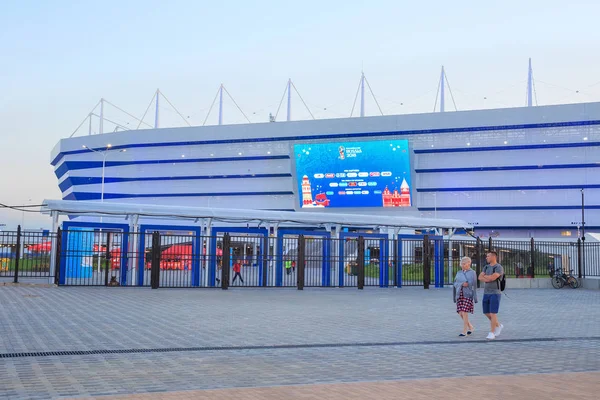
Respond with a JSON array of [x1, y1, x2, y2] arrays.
[[82, 144, 126, 273], [428, 193, 437, 219]]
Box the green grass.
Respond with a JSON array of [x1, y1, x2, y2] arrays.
[[1, 257, 51, 272], [363, 262, 435, 282], [0, 255, 115, 273]]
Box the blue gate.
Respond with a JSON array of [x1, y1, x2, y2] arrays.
[[209, 227, 268, 287], [137, 225, 202, 287], [338, 232, 389, 287], [276, 229, 331, 287], [59, 221, 130, 286], [397, 234, 444, 288]]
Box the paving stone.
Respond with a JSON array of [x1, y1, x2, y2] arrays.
[[0, 286, 599, 399]]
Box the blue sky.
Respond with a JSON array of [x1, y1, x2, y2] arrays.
[[1, 0, 599, 228]]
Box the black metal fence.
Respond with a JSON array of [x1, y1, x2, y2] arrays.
[[1, 226, 599, 288], [0, 227, 56, 282]]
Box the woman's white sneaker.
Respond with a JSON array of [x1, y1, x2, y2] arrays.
[[486, 332, 496, 340], [494, 324, 504, 337]]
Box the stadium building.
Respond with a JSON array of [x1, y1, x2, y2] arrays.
[[51, 101, 600, 239]]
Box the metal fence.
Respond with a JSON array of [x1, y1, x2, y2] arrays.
[[0, 227, 56, 281], [2, 226, 599, 288]]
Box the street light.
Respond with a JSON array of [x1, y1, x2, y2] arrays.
[[82, 144, 126, 202], [82, 144, 126, 272]]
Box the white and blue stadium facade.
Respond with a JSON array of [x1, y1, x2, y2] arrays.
[[51, 101, 600, 239]]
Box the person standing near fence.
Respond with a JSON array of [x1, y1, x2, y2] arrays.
[[232, 259, 244, 284], [453, 257, 477, 337], [479, 251, 504, 340]]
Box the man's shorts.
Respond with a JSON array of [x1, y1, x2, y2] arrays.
[[482, 294, 501, 314]]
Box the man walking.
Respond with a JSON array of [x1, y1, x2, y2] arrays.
[[478, 250, 504, 340]]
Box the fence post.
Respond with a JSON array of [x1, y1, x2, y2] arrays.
[[581, 238, 586, 278], [150, 231, 160, 289], [54, 227, 62, 285], [392, 238, 398, 288], [423, 235, 431, 289], [530, 237, 535, 278], [577, 238, 583, 279], [262, 236, 268, 287], [488, 237, 493, 252], [14, 225, 21, 284], [476, 238, 483, 288], [357, 236, 365, 290], [221, 234, 231, 290], [297, 235, 305, 290], [104, 232, 112, 286]]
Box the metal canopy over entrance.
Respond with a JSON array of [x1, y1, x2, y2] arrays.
[[41, 200, 470, 231]]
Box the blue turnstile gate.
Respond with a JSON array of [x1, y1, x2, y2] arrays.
[[209, 227, 268, 287], [397, 234, 444, 288], [137, 225, 202, 287], [338, 232, 389, 287], [59, 222, 130, 286], [276, 229, 331, 287]]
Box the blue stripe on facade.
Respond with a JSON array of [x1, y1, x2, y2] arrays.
[[415, 163, 600, 174], [414, 140, 600, 154], [58, 173, 293, 192], [418, 205, 600, 211], [54, 155, 290, 180], [51, 119, 600, 166], [417, 184, 600, 192], [458, 226, 600, 230], [63, 191, 295, 201]]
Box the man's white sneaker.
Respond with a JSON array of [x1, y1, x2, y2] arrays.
[[486, 332, 496, 340], [494, 324, 504, 337]]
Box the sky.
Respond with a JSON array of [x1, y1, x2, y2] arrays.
[[1, 0, 600, 229]]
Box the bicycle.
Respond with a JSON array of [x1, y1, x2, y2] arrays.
[[551, 268, 579, 289]]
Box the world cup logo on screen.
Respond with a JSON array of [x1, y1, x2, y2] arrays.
[[338, 146, 345, 160]]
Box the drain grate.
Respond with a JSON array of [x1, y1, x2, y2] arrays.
[[1, 336, 598, 359]]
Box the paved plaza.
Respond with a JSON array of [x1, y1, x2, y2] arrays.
[[0, 286, 599, 399]]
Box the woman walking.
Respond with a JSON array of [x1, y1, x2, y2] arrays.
[[454, 256, 477, 337]]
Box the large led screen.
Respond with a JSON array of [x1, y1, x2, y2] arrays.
[[294, 139, 412, 208]]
